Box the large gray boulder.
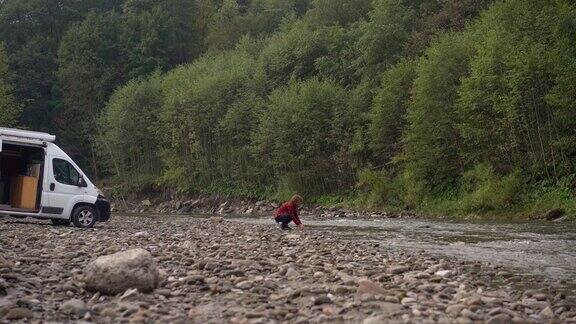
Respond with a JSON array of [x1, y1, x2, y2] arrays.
[[84, 248, 159, 295]]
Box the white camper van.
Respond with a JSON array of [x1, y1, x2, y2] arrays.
[[0, 128, 110, 228]]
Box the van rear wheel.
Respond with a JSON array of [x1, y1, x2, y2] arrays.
[[72, 206, 96, 228], [51, 219, 70, 226]]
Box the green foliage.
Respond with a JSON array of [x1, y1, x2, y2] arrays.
[[456, 0, 573, 178], [0, 0, 121, 131], [0, 0, 575, 219], [459, 163, 522, 212], [121, 0, 199, 78], [239, 0, 309, 35], [205, 0, 243, 51], [305, 0, 371, 27], [357, 0, 414, 79], [57, 12, 125, 177], [259, 21, 329, 86], [158, 52, 267, 194], [0, 42, 20, 126], [403, 0, 494, 56], [254, 78, 349, 196], [206, 0, 304, 52], [99, 73, 164, 192], [402, 31, 475, 195], [523, 175, 576, 219], [368, 59, 416, 166], [355, 169, 402, 208]]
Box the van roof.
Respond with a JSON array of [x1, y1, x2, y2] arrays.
[[0, 127, 56, 143]]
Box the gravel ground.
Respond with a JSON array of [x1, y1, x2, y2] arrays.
[[0, 215, 575, 323]]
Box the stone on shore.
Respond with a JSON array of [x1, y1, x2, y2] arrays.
[[5, 307, 34, 320], [357, 279, 387, 296], [60, 299, 88, 316], [84, 248, 160, 295], [545, 208, 564, 221]]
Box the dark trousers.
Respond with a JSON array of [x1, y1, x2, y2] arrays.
[[275, 215, 292, 228]]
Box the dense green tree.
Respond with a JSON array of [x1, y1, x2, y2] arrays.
[[403, 0, 494, 57], [457, 0, 576, 180], [254, 78, 349, 196], [98, 73, 164, 191], [402, 32, 475, 199], [239, 0, 308, 36], [159, 52, 267, 193], [368, 59, 416, 168], [206, 0, 307, 52], [357, 0, 414, 80], [0, 0, 123, 131], [0, 42, 20, 126], [56, 12, 125, 178], [259, 21, 340, 87], [205, 0, 243, 51], [305, 0, 371, 27], [121, 0, 199, 79], [547, 0, 576, 176]]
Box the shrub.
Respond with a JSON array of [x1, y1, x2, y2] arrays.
[[459, 163, 522, 212]]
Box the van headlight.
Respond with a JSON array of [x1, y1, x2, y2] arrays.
[[96, 188, 105, 197]]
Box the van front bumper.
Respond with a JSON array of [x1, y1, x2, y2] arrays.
[[95, 196, 111, 222]]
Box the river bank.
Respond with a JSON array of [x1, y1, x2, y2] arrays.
[[1, 215, 575, 323], [112, 193, 415, 220], [111, 192, 573, 222]]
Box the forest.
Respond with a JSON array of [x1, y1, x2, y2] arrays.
[[0, 0, 575, 218]]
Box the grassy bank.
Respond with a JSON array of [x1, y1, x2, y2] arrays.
[[103, 175, 575, 222], [310, 186, 576, 221]]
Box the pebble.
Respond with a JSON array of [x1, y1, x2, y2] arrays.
[[401, 297, 417, 305], [388, 265, 410, 274], [314, 295, 332, 305], [533, 293, 547, 301], [485, 313, 511, 324], [210, 216, 224, 223], [446, 304, 466, 317], [435, 270, 453, 277], [540, 306, 554, 318], [60, 299, 88, 316], [286, 267, 298, 278], [5, 307, 34, 320], [133, 231, 149, 238], [357, 279, 387, 296]]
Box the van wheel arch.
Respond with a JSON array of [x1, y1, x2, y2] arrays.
[[70, 202, 97, 221]]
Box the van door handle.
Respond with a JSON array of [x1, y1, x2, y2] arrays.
[[50, 183, 55, 191]]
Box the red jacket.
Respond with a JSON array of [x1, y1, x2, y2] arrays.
[[274, 201, 302, 226]]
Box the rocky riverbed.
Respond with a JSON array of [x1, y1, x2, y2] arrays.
[[1, 215, 575, 323]]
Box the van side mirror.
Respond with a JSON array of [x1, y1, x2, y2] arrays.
[[78, 175, 87, 187]]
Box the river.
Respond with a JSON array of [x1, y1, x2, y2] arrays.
[[223, 215, 576, 282]]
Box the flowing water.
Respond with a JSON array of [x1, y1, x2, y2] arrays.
[[53, 212, 575, 283], [222, 215, 576, 282]]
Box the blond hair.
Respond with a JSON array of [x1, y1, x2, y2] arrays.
[[291, 194, 303, 204]]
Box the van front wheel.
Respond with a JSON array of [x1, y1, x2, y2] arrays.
[[72, 206, 97, 228]]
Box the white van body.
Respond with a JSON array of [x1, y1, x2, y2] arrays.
[[0, 128, 110, 228]]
